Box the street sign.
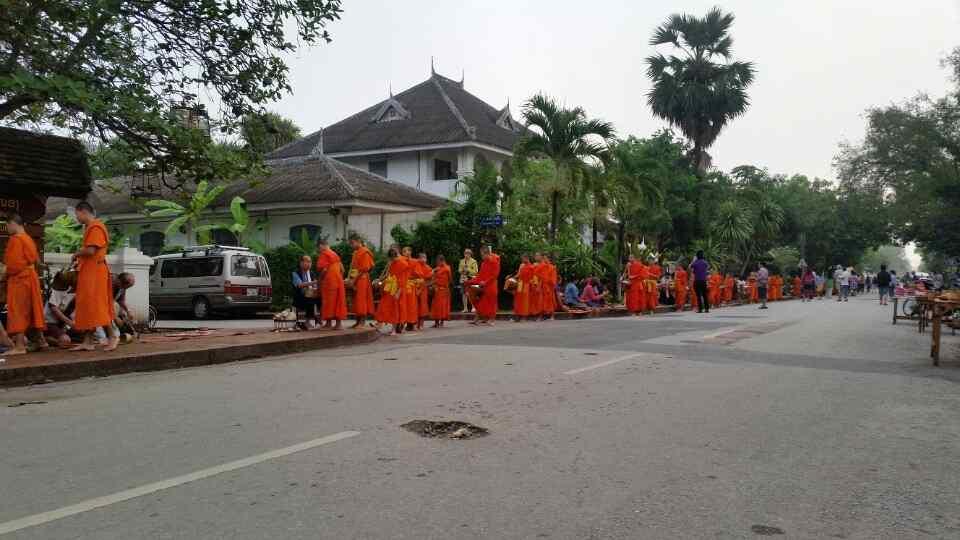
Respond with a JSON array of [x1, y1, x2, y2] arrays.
[[479, 215, 505, 228]]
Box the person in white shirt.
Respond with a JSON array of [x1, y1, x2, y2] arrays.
[[44, 288, 76, 347], [838, 267, 852, 302]]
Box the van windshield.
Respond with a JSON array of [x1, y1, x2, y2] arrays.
[[231, 255, 265, 278]]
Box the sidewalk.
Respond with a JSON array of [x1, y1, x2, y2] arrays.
[[0, 327, 377, 388], [448, 297, 796, 321]]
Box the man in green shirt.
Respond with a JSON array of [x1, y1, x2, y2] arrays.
[[458, 248, 478, 313]]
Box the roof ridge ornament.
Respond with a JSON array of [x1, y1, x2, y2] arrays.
[[431, 77, 476, 140], [310, 127, 325, 156], [431, 56, 436, 77]]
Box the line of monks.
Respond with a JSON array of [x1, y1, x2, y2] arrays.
[[313, 242, 563, 336], [623, 254, 796, 313], [313, 241, 806, 336], [1, 203, 118, 355]]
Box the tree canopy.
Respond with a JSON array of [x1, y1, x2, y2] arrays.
[[646, 7, 755, 172], [0, 0, 341, 185]]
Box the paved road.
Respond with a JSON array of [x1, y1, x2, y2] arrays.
[[2, 295, 959, 539]]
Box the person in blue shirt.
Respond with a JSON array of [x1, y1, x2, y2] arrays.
[[292, 255, 319, 329], [563, 279, 586, 309]]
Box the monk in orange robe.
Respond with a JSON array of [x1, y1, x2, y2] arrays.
[[512, 254, 534, 321], [625, 255, 647, 315], [315, 240, 348, 329], [528, 253, 544, 318], [723, 274, 735, 303], [674, 264, 689, 311], [747, 273, 758, 303], [348, 236, 375, 328], [466, 246, 500, 324], [3, 214, 46, 355], [398, 247, 420, 331], [415, 253, 432, 330], [375, 248, 408, 335], [430, 255, 452, 327], [791, 275, 801, 298], [535, 253, 555, 321], [708, 271, 723, 306], [71, 202, 117, 351], [646, 258, 661, 314]]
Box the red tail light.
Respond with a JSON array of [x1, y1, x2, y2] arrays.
[[223, 281, 247, 295]]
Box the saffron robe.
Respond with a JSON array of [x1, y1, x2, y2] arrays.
[[430, 263, 452, 321], [674, 267, 689, 311], [513, 262, 534, 317], [4, 232, 45, 334], [646, 264, 662, 310], [375, 258, 408, 325], [74, 220, 115, 331], [316, 248, 348, 320], [466, 254, 500, 319], [349, 246, 375, 316], [626, 261, 647, 313]]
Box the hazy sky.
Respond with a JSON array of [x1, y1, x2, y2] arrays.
[[271, 0, 959, 184]]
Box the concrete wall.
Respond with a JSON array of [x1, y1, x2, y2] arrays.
[[335, 148, 509, 200], [45, 248, 154, 322]]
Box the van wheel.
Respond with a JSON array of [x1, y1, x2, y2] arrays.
[[192, 297, 211, 319]]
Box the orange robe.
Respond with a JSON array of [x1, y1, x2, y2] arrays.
[[399, 256, 418, 325], [513, 263, 534, 317], [747, 277, 758, 303], [430, 263, 452, 320], [3, 232, 45, 334], [349, 246, 375, 316], [674, 267, 688, 311], [375, 258, 408, 325], [466, 254, 500, 318], [646, 264, 662, 311], [316, 248, 348, 320], [537, 262, 556, 316], [528, 263, 543, 316], [416, 261, 432, 318], [723, 275, 735, 303], [626, 261, 647, 313], [792, 277, 801, 298], [74, 220, 115, 331], [708, 273, 722, 306]]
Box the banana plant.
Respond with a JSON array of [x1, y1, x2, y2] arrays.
[[197, 196, 268, 253], [145, 180, 226, 245]]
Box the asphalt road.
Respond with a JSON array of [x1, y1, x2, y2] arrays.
[[2, 295, 959, 539]]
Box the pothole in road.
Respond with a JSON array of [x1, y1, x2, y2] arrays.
[[400, 420, 489, 439], [751, 524, 785, 536]]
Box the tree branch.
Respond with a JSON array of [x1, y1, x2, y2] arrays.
[[0, 94, 40, 120]]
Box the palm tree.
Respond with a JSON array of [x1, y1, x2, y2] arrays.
[[605, 138, 666, 267], [517, 93, 615, 241], [646, 8, 755, 173]]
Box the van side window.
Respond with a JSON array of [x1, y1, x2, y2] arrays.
[[160, 260, 180, 278], [231, 255, 262, 277], [196, 257, 223, 277]]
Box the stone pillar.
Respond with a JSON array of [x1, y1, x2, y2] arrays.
[[45, 247, 154, 322]]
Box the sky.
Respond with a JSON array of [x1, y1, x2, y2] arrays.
[[268, 0, 960, 268]]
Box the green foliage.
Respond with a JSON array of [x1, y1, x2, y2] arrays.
[[44, 214, 126, 253], [766, 246, 801, 276], [0, 0, 342, 186], [517, 93, 614, 241], [263, 244, 303, 309], [646, 8, 755, 171], [240, 112, 302, 156], [199, 196, 268, 253], [145, 180, 225, 244], [859, 245, 912, 273], [836, 47, 960, 257]]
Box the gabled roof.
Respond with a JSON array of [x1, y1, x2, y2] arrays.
[[44, 156, 447, 220], [0, 127, 92, 198], [268, 71, 523, 159]]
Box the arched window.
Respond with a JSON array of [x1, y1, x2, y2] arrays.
[[289, 224, 322, 245], [139, 231, 165, 257], [208, 229, 238, 246]]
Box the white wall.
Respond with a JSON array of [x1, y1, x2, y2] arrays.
[[114, 209, 438, 254], [45, 248, 153, 323]]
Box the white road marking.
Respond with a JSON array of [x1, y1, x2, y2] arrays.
[[563, 353, 649, 375], [0, 430, 361, 536]]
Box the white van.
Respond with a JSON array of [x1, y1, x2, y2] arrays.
[[149, 246, 272, 319]]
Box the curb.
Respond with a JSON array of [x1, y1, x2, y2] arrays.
[[449, 297, 800, 321], [0, 328, 378, 388]]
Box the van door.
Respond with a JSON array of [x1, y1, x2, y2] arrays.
[[158, 258, 191, 312], [227, 254, 270, 301]]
